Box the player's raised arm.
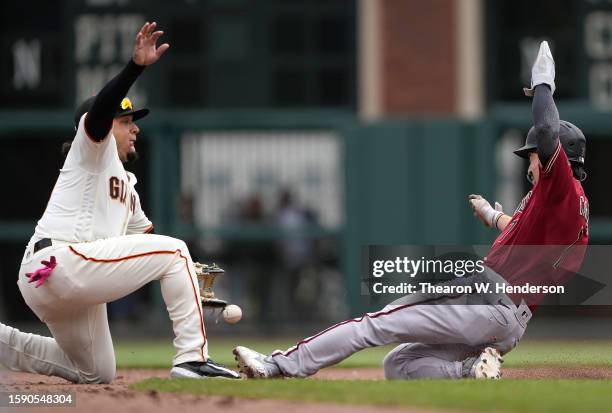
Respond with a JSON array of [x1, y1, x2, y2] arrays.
[[524, 41, 560, 165], [84, 22, 169, 141]]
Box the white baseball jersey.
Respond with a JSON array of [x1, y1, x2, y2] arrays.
[[2, 112, 208, 384], [34, 113, 152, 242]]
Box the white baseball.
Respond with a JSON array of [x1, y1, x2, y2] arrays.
[[223, 304, 242, 324]]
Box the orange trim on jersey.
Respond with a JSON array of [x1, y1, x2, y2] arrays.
[[68, 245, 207, 361], [543, 142, 561, 175], [143, 225, 154, 234]]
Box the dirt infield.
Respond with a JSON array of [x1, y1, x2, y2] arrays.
[[0, 369, 438, 413], [3, 366, 612, 413]]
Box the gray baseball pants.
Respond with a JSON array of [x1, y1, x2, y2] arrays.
[[271, 295, 531, 379]]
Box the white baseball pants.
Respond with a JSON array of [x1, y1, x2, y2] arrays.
[[0, 234, 207, 383]]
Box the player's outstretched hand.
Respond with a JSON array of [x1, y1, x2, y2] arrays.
[[133, 21, 169, 66], [523, 40, 555, 97], [468, 194, 503, 229]]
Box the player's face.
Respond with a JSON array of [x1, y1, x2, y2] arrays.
[[112, 115, 140, 163], [527, 151, 542, 186]]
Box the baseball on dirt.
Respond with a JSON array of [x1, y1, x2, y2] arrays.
[[223, 304, 242, 324]]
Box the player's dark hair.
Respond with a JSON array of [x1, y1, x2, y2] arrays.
[[126, 151, 139, 164], [571, 162, 587, 182], [61, 140, 72, 157]]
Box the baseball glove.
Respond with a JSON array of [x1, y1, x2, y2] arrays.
[[194, 262, 228, 308]]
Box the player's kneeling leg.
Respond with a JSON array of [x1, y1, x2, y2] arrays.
[[383, 343, 470, 380], [77, 361, 116, 384]]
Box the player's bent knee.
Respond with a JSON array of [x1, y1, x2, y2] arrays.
[[403, 364, 440, 379], [100, 362, 116, 383], [151, 235, 187, 251], [77, 364, 116, 384], [176, 239, 189, 254], [167, 237, 190, 257], [383, 351, 404, 379], [383, 364, 403, 379], [97, 371, 115, 384], [93, 367, 115, 384], [147, 235, 191, 259]]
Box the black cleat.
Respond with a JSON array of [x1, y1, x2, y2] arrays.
[[170, 359, 241, 379]]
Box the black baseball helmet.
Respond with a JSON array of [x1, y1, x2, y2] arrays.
[[514, 120, 586, 165], [73, 96, 149, 130]]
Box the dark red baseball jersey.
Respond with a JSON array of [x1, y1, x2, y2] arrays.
[[485, 143, 589, 304]]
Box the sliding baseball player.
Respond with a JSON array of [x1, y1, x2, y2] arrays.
[[234, 41, 589, 380]]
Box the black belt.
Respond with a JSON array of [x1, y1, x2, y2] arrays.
[[33, 238, 52, 254]]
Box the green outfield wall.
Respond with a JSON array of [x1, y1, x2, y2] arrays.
[[1, 108, 611, 315]]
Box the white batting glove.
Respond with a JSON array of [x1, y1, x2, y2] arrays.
[[468, 195, 504, 229], [524, 40, 555, 97]]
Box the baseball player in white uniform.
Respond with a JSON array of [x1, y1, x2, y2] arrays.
[[0, 22, 240, 383]]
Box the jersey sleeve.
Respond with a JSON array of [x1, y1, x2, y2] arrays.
[[127, 189, 154, 235], [538, 142, 575, 199], [66, 113, 115, 172]]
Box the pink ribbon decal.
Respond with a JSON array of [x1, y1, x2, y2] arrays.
[[26, 256, 57, 288]]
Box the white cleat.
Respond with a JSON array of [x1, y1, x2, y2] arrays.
[[472, 347, 504, 379], [462, 347, 504, 379], [233, 346, 280, 379]]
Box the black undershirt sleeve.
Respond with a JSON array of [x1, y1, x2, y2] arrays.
[[532, 84, 560, 164], [84, 60, 145, 141]]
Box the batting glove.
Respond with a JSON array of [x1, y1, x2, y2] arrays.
[[468, 195, 504, 229], [524, 40, 555, 97], [26, 256, 57, 288]]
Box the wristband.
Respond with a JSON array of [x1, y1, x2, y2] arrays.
[[493, 212, 504, 230]]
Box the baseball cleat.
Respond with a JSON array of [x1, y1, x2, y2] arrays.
[[462, 347, 503, 379], [170, 359, 241, 379], [233, 346, 281, 378]]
